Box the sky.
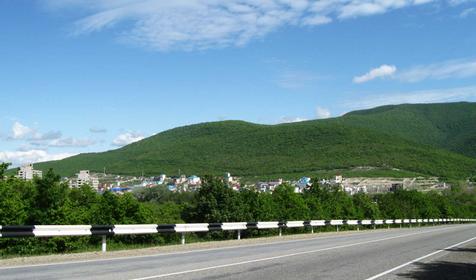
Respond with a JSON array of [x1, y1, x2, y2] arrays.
[[1, 0, 476, 166]]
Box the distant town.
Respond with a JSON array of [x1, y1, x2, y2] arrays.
[[16, 163, 453, 195]]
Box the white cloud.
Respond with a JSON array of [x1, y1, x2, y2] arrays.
[[337, 0, 435, 19], [112, 132, 145, 147], [11, 121, 34, 139], [279, 116, 308, 123], [10, 121, 62, 141], [43, 0, 443, 51], [397, 58, 476, 82], [345, 86, 476, 109], [0, 149, 76, 167], [448, 0, 475, 6], [7, 121, 95, 148], [316, 106, 332, 119], [460, 7, 476, 17], [37, 138, 96, 148], [353, 64, 397, 83]]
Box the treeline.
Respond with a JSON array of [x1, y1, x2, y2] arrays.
[[0, 168, 475, 256]]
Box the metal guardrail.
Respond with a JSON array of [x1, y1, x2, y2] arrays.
[[1, 218, 474, 252]]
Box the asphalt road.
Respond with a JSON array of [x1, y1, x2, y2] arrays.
[[1, 224, 475, 280]]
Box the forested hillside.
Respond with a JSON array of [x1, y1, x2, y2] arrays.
[[33, 102, 476, 179]]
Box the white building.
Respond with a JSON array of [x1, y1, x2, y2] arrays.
[[17, 163, 42, 180], [295, 177, 312, 193], [69, 170, 99, 190], [188, 175, 201, 185]]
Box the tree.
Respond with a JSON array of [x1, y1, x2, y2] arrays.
[[0, 162, 11, 180], [0, 180, 28, 224], [272, 184, 309, 221], [352, 193, 380, 219], [193, 176, 244, 222], [30, 169, 69, 224], [319, 186, 356, 219]]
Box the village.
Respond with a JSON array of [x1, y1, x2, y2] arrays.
[[16, 163, 451, 195]]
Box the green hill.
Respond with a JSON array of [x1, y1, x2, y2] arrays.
[[339, 102, 476, 158], [33, 103, 476, 179]]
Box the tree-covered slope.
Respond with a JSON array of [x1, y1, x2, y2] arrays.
[[339, 102, 476, 157], [35, 117, 476, 179]]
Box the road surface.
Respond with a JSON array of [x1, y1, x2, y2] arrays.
[[1, 224, 475, 280]]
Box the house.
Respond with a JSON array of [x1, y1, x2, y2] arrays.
[[69, 170, 99, 190], [17, 163, 42, 180], [295, 177, 312, 193], [256, 179, 283, 192], [188, 175, 201, 185]]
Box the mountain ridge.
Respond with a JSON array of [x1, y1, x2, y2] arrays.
[[30, 102, 476, 179]]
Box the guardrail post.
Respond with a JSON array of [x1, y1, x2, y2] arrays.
[[237, 230, 241, 240], [311, 226, 314, 234], [357, 226, 360, 231], [181, 233, 185, 245], [279, 228, 282, 237], [373, 224, 376, 230], [101, 235, 107, 253], [336, 225, 339, 232]]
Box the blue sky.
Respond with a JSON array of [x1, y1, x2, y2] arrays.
[[1, 0, 476, 166]]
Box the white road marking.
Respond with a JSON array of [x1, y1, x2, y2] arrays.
[[128, 226, 467, 280], [364, 236, 476, 280]]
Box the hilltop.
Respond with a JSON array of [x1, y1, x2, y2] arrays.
[[33, 102, 476, 179], [339, 102, 476, 157]]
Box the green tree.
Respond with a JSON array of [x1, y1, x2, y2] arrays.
[[0, 180, 28, 224], [272, 184, 309, 221], [193, 176, 246, 222], [30, 169, 69, 224], [0, 162, 11, 180], [352, 193, 380, 219]]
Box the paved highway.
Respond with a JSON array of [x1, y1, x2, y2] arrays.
[[1, 224, 475, 280]]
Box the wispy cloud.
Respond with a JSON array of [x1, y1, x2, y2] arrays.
[[31, 138, 96, 148], [279, 116, 308, 123], [0, 149, 76, 167], [354, 59, 476, 83], [316, 106, 332, 119], [43, 0, 446, 51], [112, 131, 145, 147], [397, 59, 476, 82], [345, 86, 476, 109], [7, 121, 95, 148], [9, 121, 62, 141], [353, 65, 397, 83], [460, 7, 476, 17]]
